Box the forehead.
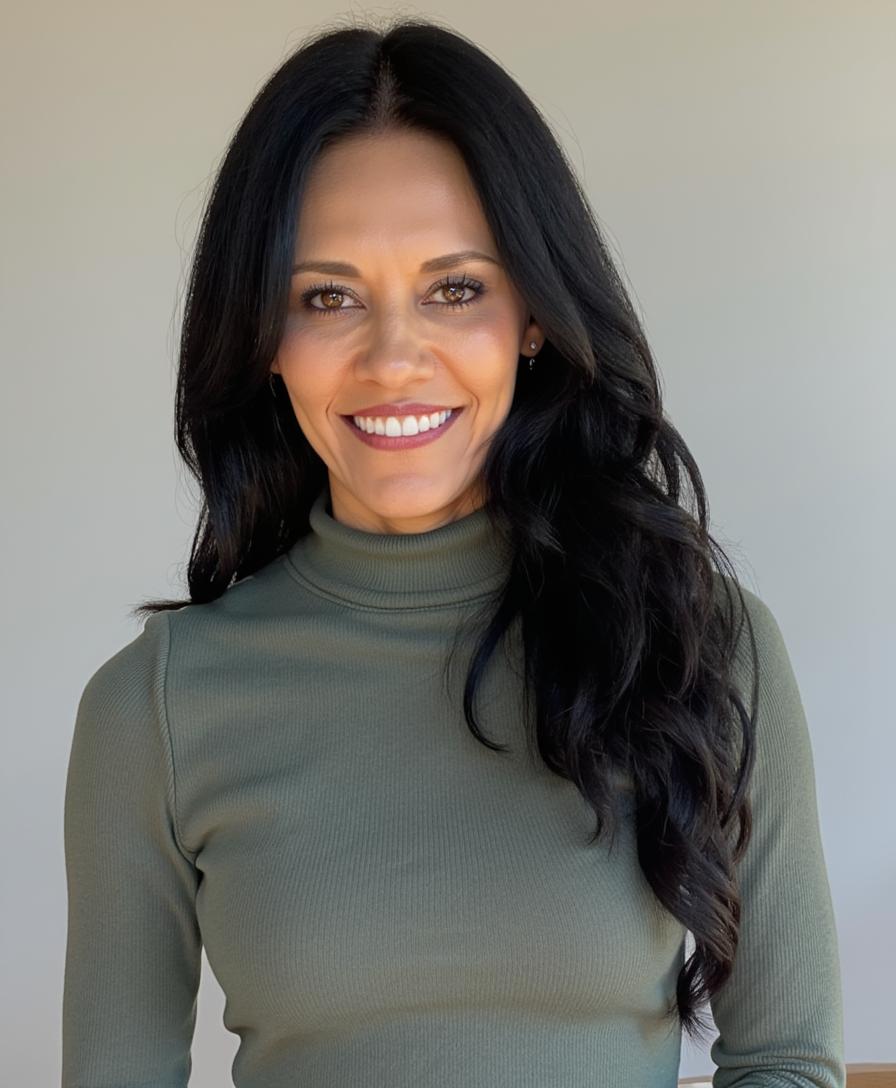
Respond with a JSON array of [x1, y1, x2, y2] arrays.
[[295, 130, 493, 256]]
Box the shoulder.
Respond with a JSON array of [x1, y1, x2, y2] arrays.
[[72, 612, 175, 764], [709, 572, 814, 787], [77, 610, 170, 716], [67, 614, 181, 810], [710, 569, 776, 628], [77, 553, 299, 712], [709, 571, 793, 684]]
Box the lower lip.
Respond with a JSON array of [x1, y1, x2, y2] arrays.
[[340, 409, 464, 450]]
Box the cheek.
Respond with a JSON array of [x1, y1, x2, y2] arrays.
[[457, 304, 521, 354], [275, 333, 344, 401], [451, 323, 519, 394]]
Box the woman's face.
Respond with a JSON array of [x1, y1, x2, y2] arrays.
[[271, 128, 543, 534]]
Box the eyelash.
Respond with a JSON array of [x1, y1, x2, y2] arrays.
[[297, 273, 486, 318]]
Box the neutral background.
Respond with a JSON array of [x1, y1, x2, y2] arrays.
[[3, 2, 893, 1084]]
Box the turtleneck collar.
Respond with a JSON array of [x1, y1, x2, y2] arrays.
[[283, 480, 513, 610]]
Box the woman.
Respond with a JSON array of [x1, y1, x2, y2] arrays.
[[61, 17, 845, 1088]]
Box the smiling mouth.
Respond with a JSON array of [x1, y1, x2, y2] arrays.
[[339, 407, 464, 448], [342, 407, 459, 435]]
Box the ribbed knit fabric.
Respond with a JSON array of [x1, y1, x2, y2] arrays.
[[62, 480, 845, 1088]]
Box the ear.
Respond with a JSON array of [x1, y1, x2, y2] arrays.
[[521, 317, 545, 355]]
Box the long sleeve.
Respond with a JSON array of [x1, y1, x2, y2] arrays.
[[62, 610, 202, 1088], [708, 586, 846, 1088]]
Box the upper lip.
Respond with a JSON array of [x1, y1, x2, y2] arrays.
[[343, 402, 459, 418]]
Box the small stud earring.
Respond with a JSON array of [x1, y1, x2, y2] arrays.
[[529, 339, 538, 372]]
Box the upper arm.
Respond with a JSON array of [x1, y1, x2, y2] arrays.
[[62, 610, 202, 1088], [708, 584, 845, 1088]]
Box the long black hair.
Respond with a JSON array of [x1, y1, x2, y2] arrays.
[[134, 14, 760, 1045]]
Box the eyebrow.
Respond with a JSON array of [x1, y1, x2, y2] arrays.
[[291, 249, 502, 276]]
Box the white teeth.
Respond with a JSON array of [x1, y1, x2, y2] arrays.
[[352, 409, 452, 437]]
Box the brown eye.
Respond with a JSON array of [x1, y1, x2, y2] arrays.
[[428, 274, 485, 311], [299, 281, 359, 316], [319, 290, 344, 310], [436, 282, 475, 304]]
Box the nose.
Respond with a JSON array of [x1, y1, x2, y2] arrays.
[[356, 312, 436, 386]]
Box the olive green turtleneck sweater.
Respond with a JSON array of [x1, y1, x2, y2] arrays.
[[62, 482, 845, 1087]]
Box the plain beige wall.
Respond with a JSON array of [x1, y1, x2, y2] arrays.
[[3, 2, 893, 1084]]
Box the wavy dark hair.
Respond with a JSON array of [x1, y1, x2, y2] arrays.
[[133, 14, 760, 1045]]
